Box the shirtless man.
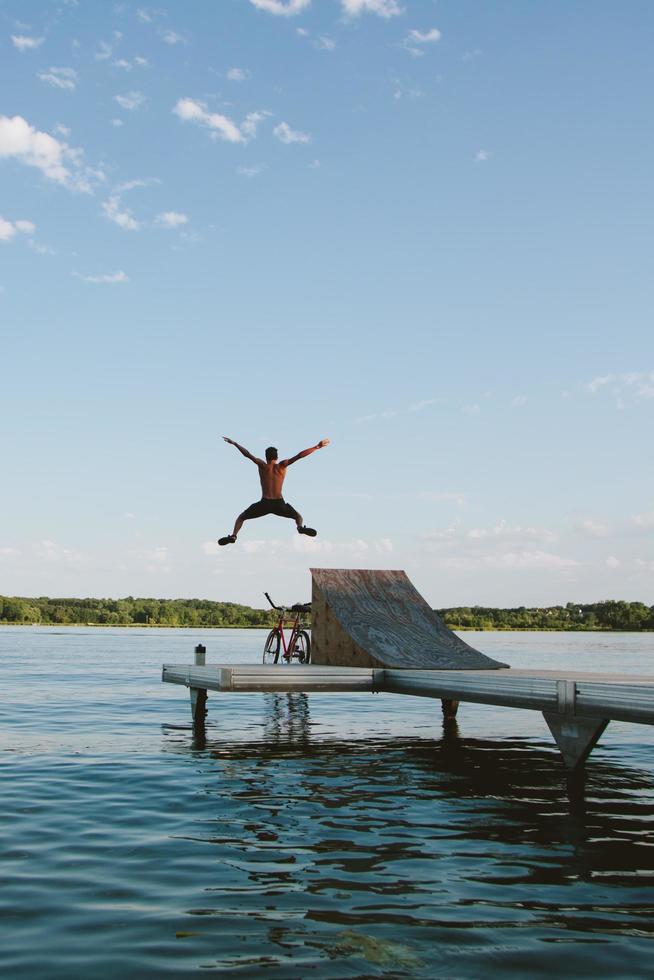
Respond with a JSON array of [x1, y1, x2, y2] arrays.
[[218, 437, 330, 546]]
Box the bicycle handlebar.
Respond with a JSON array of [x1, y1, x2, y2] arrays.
[[264, 592, 311, 614]]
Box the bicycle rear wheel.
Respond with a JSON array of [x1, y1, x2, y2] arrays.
[[263, 628, 281, 664], [292, 630, 311, 664]]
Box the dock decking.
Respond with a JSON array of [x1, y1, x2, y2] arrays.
[[162, 663, 654, 770]]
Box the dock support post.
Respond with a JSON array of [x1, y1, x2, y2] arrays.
[[441, 698, 459, 719], [543, 713, 609, 770], [190, 644, 207, 732]]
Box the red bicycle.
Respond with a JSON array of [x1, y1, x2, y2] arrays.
[[262, 592, 311, 664]]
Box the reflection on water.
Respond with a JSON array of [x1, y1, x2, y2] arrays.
[[2, 628, 654, 978], [158, 693, 654, 977]]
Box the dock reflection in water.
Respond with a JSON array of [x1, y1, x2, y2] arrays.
[[163, 693, 654, 977]]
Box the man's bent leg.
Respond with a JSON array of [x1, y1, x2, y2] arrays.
[[284, 501, 317, 538]]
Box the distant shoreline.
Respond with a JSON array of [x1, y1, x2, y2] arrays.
[[1, 623, 652, 633]]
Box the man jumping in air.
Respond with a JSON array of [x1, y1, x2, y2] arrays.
[[218, 437, 330, 546]]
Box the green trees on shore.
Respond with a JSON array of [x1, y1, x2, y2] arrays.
[[439, 600, 654, 631], [0, 595, 653, 630], [0, 595, 274, 627]]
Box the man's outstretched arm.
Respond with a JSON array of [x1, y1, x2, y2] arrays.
[[282, 439, 330, 466], [223, 437, 264, 465]]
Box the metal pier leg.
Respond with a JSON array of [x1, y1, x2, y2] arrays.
[[190, 643, 208, 734], [441, 698, 459, 720], [543, 712, 609, 771], [542, 679, 609, 770], [190, 687, 207, 733]]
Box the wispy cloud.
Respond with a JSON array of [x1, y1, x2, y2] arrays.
[[510, 394, 527, 408], [342, 0, 403, 17], [75, 270, 129, 284], [159, 28, 188, 45], [250, 0, 311, 16], [236, 163, 266, 177], [173, 98, 269, 144], [0, 114, 103, 193], [585, 371, 654, 402], [114, 90, 146, 111], [0, 216, 35, 243], [37, 66, 77, 90], [475, 149, 490, 162], [403, 26, 441, 55], [227, 67, 250, 81], [273, 121, 311, 144], [101, 177, 158, 231], [11, 34, 44, 51], [156, 210, 188, 228]]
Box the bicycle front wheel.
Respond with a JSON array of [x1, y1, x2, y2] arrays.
[[292, 630, 311, 664], [263, 629, 281, 664]]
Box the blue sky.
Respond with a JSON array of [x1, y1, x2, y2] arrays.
[[1, 0, 653, 608]]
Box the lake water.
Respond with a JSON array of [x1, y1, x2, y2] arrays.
[[1, 628, 654, 978]]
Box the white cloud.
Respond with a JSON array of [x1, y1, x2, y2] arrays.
[[156, 210, 188, 228], [342, 0, 402, 17], [11, 34, 44, 51], [76, 270, 129, 283], [606, 556, 621, 569], [0, 547, 20, 557], [135, 56, 149, 67], [475, 149, 490, 162], [633, 512, 654, 529], [95, 40, 113, 61], [463, 403, 480, 415], [227, 67, 250, 81], [511, 395, 527, 407], [173, 98, 269, 144], [0, 217, 35, 242], [37, 539, 82, 563], [273, 121, 311, 144], [102, 195, 139, 230], [136, 8, 153, 22], [585, 370, 654, 402], [112, 58, 132, 70], [407, 27, 441, 43], [409, 398, 438, 412], [54, 122, 71, 137], [114, 90, 146, 110], [29, 239, 56, 255], [110, 118, 124, 127], [0, 114, 102, 192], [579, 518, 610, 538], [315, 36, 336, 50], [160, 29, 187, 45], [101, 177, 158, 231], [37, 66, 78, 91], [236, 163, 266, 177], [249, 0, 311, 16]]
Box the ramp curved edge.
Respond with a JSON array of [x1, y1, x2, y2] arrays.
[[311, 568, 508, 670]]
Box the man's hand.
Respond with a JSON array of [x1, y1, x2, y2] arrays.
[[223, 437, 236, 446], [318, 439, 330, 448]]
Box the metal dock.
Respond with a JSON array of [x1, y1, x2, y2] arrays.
[[162, 662, 654, 770]]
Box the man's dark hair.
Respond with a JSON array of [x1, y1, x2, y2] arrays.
[[265, 446, 278, 462]]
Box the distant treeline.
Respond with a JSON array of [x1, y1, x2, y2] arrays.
[[0, 595, 653, 630], [0, 596, 275, 628], [439, 601, 654, 631]]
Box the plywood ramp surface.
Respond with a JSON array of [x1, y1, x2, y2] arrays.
[[311, 568, 507, 670]]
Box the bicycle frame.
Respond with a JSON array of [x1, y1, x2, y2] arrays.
[[264, 592, 310, 663]]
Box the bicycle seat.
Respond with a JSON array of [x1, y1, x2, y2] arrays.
[[291, 602, 311, 613]]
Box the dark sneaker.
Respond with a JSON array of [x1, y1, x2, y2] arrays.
[[218, 535, 236, 546], [298, 526, 317, 537]]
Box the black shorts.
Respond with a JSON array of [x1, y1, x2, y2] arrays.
[[239, 497, 300, 521]]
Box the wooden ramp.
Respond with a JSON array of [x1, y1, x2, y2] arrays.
[[310, 568, 507, 670]]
